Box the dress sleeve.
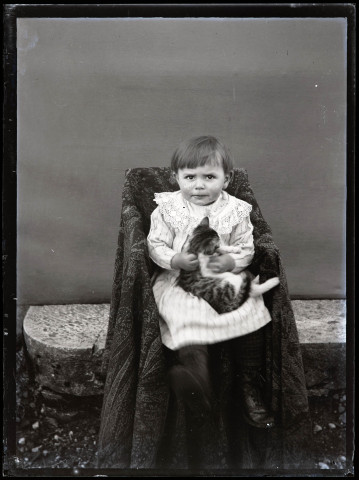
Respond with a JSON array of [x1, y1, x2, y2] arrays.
[[220, 215, 255, 273], [147, 207, 178, 270]]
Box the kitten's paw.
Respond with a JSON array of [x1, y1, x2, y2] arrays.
[[267, 277, 280, 288], [250, 276, 280, 297]]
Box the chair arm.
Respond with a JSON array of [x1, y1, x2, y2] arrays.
[[250, 236, 280, 281]]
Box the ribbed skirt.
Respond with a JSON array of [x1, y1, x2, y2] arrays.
[[152, 269, 272, 350]]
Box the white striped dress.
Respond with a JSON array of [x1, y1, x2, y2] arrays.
[[147, 190, 272, 350]]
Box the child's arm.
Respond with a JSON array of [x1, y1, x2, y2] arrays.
[[208, 216, 254, 273], [148, 207, 199, 271], [147, 207, 178, 269]]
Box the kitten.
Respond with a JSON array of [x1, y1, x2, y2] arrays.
[[177, 217, 279, 314]]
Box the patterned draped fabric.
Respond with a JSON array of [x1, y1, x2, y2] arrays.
[[97, 167, 312, 471]]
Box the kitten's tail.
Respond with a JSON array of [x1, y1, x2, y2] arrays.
[[250, 276, 280, 297]]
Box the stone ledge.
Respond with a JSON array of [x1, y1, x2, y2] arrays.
[[292, 299, 346, 344], [23, 304, 109, 396], [292, 300, 346, 395], [23, 300, 346, 397]]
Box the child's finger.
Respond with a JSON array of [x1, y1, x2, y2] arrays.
[[209, 265, 219, 272], [190, 261, 199, 267], [209, 264, 219, 272], [188, 262, 198, 270], [208, 257, 218, 265]]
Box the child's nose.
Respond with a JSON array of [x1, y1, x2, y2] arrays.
[[194, 179, 205, 189]]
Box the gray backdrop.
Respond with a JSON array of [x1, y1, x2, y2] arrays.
[[17, 18, 346, 304]]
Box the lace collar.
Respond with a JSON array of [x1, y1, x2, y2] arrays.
[[154, 190, 252, 234]]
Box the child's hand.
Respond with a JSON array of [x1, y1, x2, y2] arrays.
[[171, 252, 199, 271], [207, 254, 235, 273]]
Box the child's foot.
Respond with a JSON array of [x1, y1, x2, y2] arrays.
[[240, 369, 274, 429]]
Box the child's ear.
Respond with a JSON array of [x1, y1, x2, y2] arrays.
[[172, 170, 179, 183], [223, 170, 233, 189]]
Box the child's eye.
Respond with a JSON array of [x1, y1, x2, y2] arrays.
[[185, 175, 194, 180], [207, 175, 215, 180]]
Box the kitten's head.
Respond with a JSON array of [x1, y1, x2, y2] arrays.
[[188, 217, 220, 256]]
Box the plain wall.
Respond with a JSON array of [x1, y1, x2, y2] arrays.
[[17, 18, 347, 304]]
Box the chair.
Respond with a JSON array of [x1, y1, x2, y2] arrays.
[[97, 167, 311, 470]]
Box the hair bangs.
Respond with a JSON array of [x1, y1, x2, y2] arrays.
[[182, 151, 222, 170], [171, 136, 233, 174]]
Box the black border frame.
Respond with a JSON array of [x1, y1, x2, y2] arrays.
[[3, 3, 355, 477]]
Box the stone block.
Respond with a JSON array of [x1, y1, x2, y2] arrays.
[[23, 300, 346, 397], [23, 304, 109, 396], [292, 299, 346, 344], [292, 300, 346, 394]]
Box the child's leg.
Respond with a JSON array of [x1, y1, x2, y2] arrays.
[[168, 344, 212, 414], [232, 327, 274, 429]]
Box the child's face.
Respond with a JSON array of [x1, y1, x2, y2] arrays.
[[175, 164, 231, 206]]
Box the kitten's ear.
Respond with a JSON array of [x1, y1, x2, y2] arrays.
[[199, 217, 210, 227]]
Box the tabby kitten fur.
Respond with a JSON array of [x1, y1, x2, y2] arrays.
[[177, 217, 279, 314]]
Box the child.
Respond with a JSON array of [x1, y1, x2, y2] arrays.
[[147, 136, 275, 429]]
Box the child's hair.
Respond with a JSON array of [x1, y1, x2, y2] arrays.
[[171, 136, 234, 174]]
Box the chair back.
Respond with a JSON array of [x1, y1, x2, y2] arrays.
[[124, 167, 257, 237]]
